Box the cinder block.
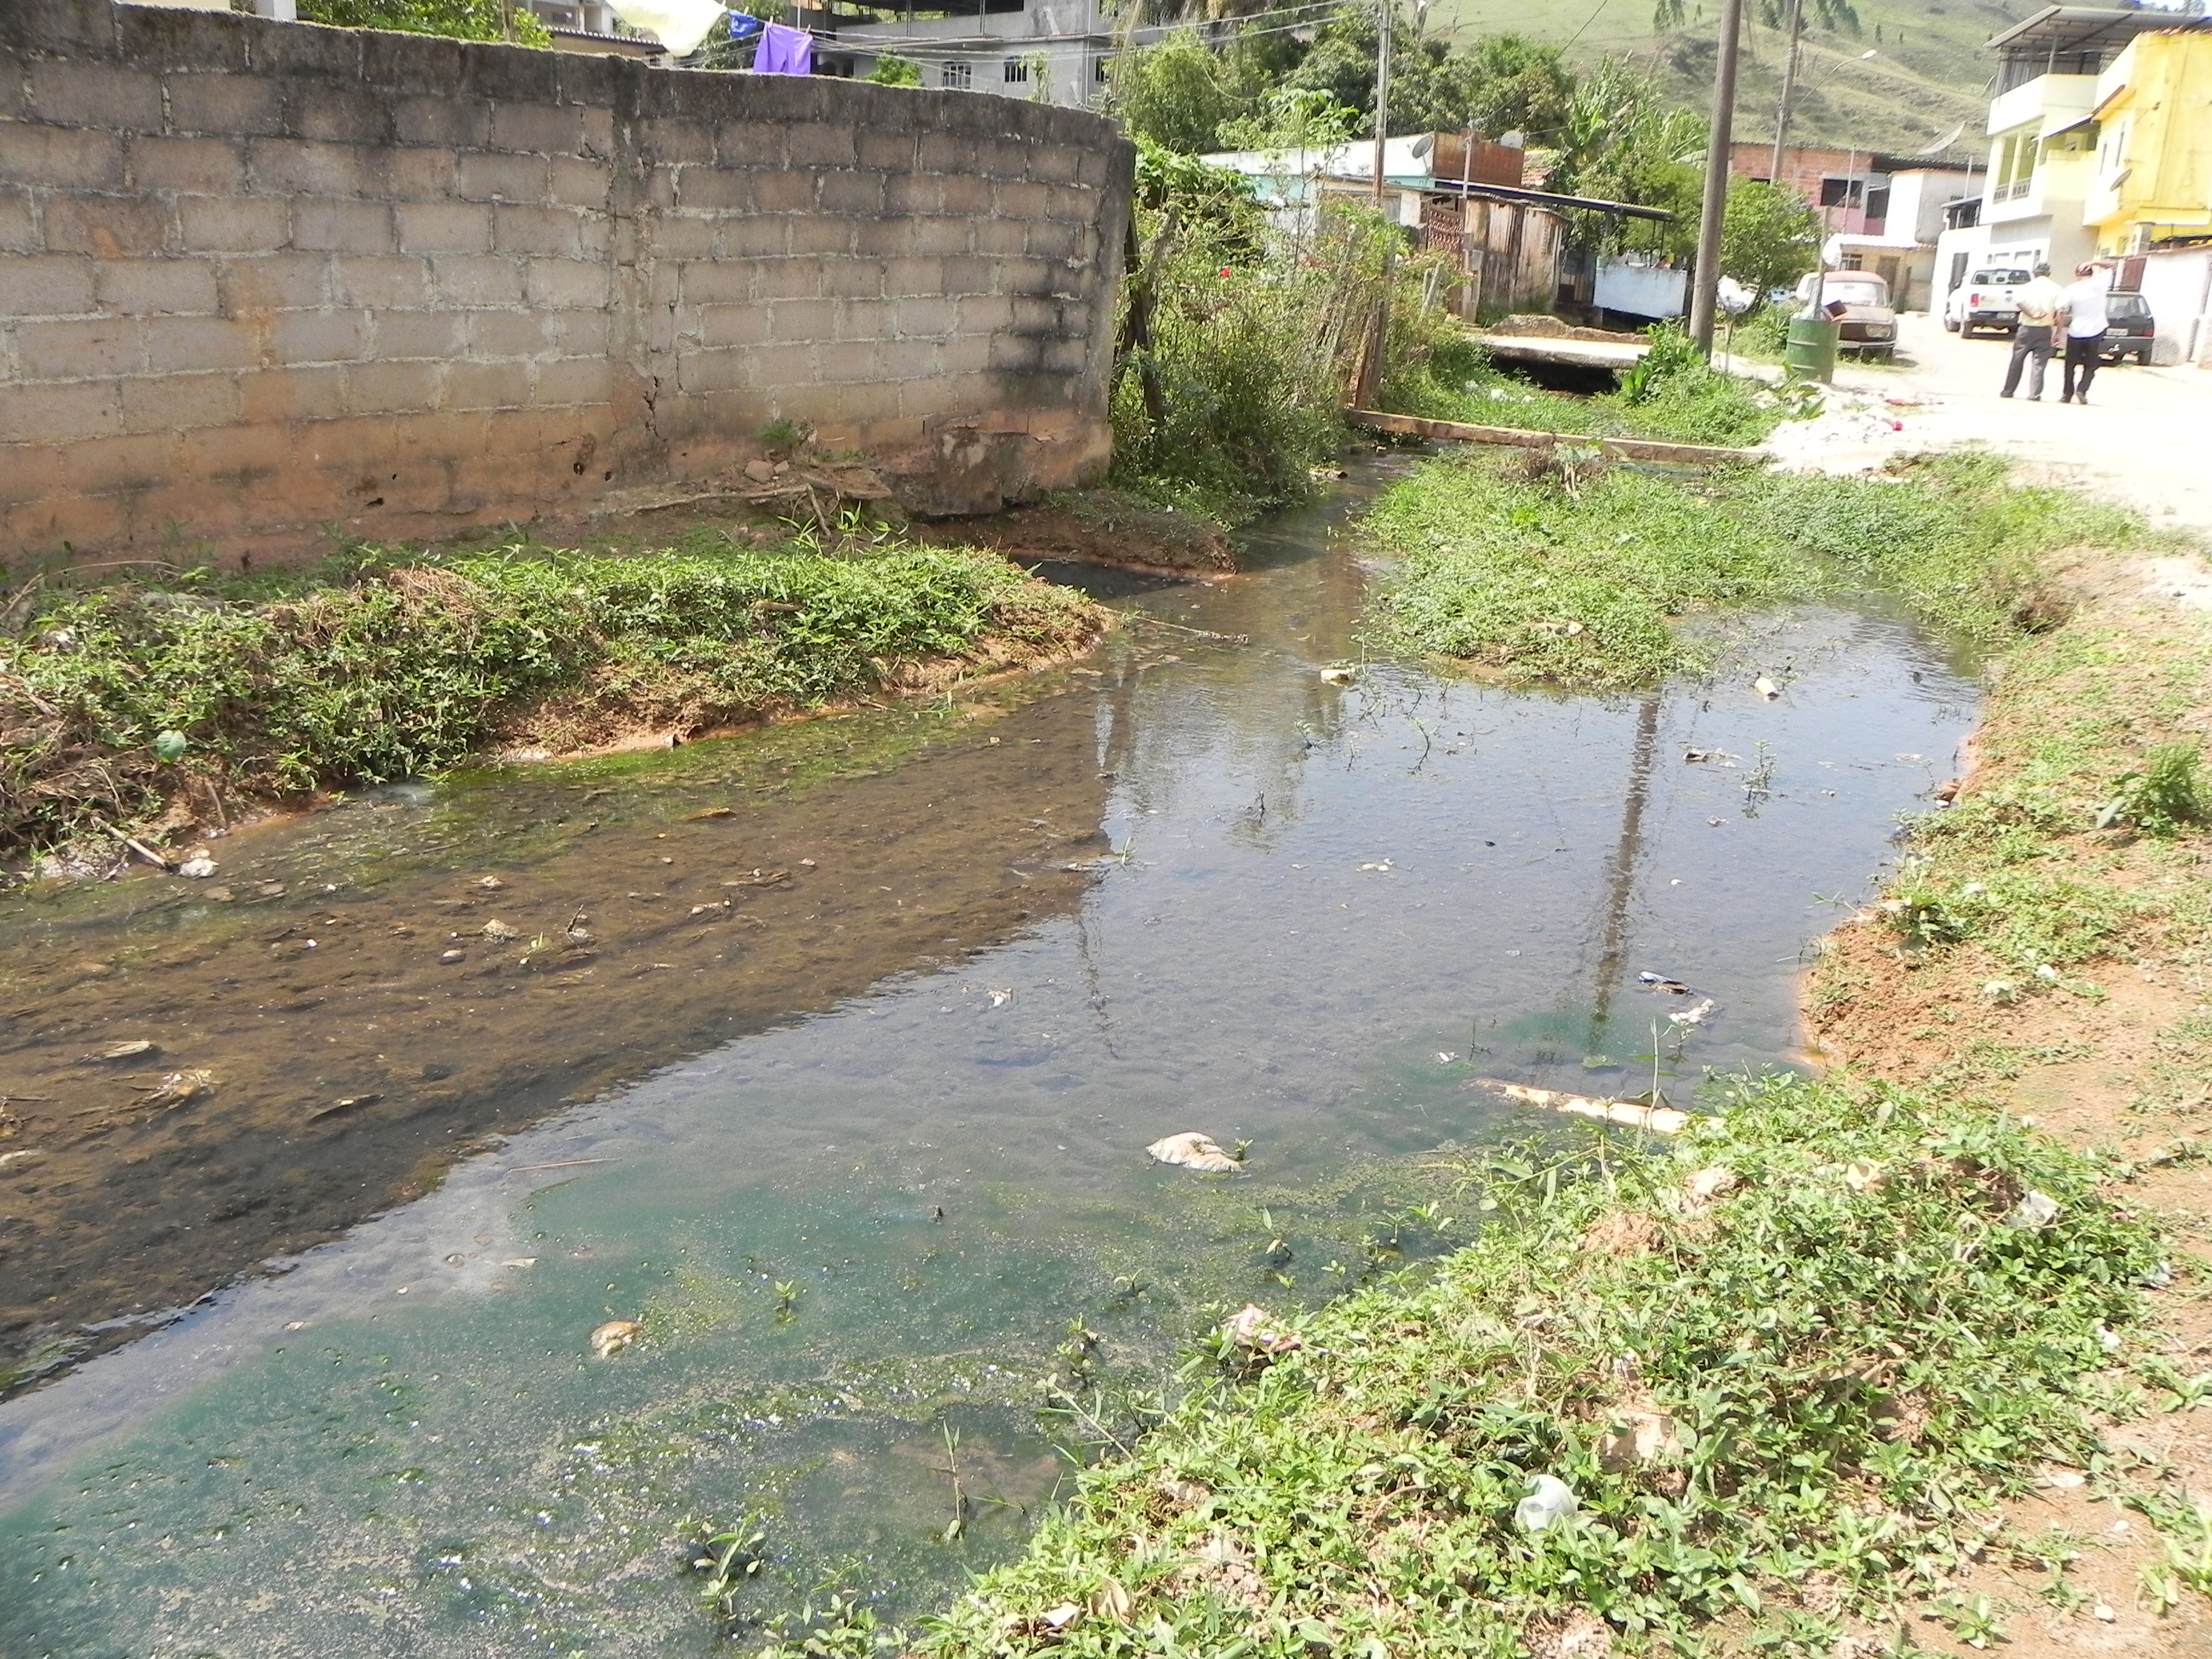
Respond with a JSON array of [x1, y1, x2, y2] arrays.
[[1026, 220, 1081, 261], [30, 61, 163, 131], [938, 255, 996, 296], [882, 256, 947, 298], [18, 314, 137, 379], [237, 363, 347, 423], [746, 171, 815, 213], [677, 260, 750, 305], [817, 260, 882, 300], [1010, 293, 1061, 333], [0, 253, 97, 317], [491, 103, 585, 157], [749, 259, 822, 302], [883, 174, 941, 216], [288, 87, 395, 147], [54, 430, 175, 496], [345, 358, 440, 414], [493, 204, 583, 258], [696, 303, 769, 347], [673, 165, 752, 212], [548, 156, 610, 210], [247, 138, 369, 199], [0, 189, 33, 254], [675, 345, 749, 395], [851, 218, 914, 259], [996, 181, 1051, 221], [180, 196, 288, 253], [916, 132, 967, 175], [785, 214, 853, 257], [128, 135, 248, 196], [936, 174, 990, 215], [709, 216, 785, 260], [939, 216, 997, 256], [368, 309, 463, 359], [894, 297, 957, 338], [856, 129, 916, 173], [396, 200, 492, 254], [394, 94, 493, 149], [712, 121, 788, 170], [119, 370, 241, 435], [0, 124, 125, 190], [765, 297, 837, 340], [43, 195, 172, 258], [525, 258, 608, 310], [174, 418, 290, 485], [169, 73, 284, 138], [387, 147, 460, 201], [1030, 146, 1081, 186], [787, 124, 857, 170], [817, 172, 883, 215], [465, 309, 551, 357], [0, 379, 123, 446], [580, 106, 614, 159], [981, 139, 1033, 181], [217, 250, 330, 311], [431, 253, 526, 307], [139, 313, 259, 374], [638, 118, 716, 166], [270, 307, 370, 364], [554, 307, 608, 357], [816, 341, 880, 383], [292, 198, 397, 255], [1044, 184, 1097, 224], [955, 294, 1013, 333], [96, 256, 221, 315], [834, 298, 894, 341], [531, 355, 611, 406], [457, 150, 549, 204], [443, 357, 533, 409]]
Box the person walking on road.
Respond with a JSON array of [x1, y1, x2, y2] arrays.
[[2001, 262, 2064, 400], [2060, 260, 2111, 404]]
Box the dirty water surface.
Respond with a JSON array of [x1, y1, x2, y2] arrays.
[[0, 463, 1980, 1657]]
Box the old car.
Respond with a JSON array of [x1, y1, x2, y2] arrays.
[[1942, 266, 2031, 336], [1794, 270, 1898, 360], [2099, 292, 2156, 364]]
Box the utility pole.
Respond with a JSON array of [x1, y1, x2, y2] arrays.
[[1687, 0, 1746, 354], [1371, 0, 1392, 204], [1769, 0, 1805, 181]]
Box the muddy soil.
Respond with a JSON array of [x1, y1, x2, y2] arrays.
[[915, 490, 1237, 577], [0, 688, 1108, 1393]]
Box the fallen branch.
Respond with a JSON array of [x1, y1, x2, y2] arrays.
[[1472, 1078, 1695, 1135]]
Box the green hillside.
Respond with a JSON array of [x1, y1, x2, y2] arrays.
[[1429, 0, 2033, 153]]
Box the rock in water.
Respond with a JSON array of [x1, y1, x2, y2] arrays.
[[591, 1319, 644, 1358], [1145, 1131, 1242, 1174]]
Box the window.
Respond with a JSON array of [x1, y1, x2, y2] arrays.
[[1094, 56, 1110, 82], [1003, 56, 1028, 82], [1817, 176, 1865, 209], [940, 59, 971, 89]]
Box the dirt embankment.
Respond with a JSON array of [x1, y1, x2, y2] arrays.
[[1808, 551, 2212, 1658], [914, 490, 1238, 578]]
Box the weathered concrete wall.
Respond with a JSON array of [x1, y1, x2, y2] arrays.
[[0, 0, 1134, 560]]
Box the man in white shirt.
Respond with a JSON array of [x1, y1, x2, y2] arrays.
[[2001, 262, 2065, 400], [2060, 261, 2112, 404]]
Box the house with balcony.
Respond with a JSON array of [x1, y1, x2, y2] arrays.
[[825, 0, 1127, 109], [1732, 143, 1978, 310], [2085, 28, 2212, 252]]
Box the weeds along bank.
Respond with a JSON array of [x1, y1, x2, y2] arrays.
[[0, 537, 1103, 868], [1362, 451, 2164, 689]]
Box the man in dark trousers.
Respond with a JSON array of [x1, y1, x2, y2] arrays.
[[2060, 260, 2112, 404], [2001, 261, 2063, 401]]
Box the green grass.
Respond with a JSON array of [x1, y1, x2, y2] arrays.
[[912, 1071, 2163, 1658], [1362, 449, 2174, 689], [0, 538, 1102, 859]]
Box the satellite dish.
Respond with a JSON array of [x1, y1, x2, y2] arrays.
[[1915, 122, 1966, 156], [1410, 134, 1435, 159]]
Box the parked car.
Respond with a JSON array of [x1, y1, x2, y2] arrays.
[[1942, 266, 2031, 336], [1793, 270, 1898, 359], [2099, 292, 2156, 364]]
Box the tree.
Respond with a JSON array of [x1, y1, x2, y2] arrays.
[[868, 54, 922, 86], [1111, 30, 1238, 155], [1547, 61, 1706, 260], [298, 0, 550, 43], [1720, 177, 1820, 302], [1457, 34, 1575, 139]]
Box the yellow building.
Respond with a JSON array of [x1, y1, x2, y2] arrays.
[[2086, 30, 2212, 253]]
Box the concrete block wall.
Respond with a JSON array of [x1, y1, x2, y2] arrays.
[[0, 0, 1134, 560]]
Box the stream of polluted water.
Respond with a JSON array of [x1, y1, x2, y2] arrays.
[[0, 462, 1980, 1658]]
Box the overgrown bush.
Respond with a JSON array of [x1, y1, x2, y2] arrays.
[[0, 543, 1101, 857]]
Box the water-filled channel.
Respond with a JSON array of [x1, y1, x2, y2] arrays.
[[0, 465, 1979, 1657]]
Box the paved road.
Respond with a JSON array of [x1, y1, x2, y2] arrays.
[[1761, 312, 2212, 540]]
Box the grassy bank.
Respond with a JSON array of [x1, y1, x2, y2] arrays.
[[1363, 451, 2170, 689], [916, 1074, 2165, 1658], [0, 537, 1104, 863], [1389, 329, 1812, 451]]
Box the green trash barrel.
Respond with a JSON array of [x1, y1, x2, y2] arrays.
[[1783, 313, 1840, 383]]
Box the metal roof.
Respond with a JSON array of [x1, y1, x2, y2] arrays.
[[1987, 5, 2204, 58], [1429, 178, 1675, 223]]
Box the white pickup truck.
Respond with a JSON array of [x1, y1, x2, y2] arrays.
[[1942, 265, 2031, 337]]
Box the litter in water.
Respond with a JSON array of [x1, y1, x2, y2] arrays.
[[1145, 1132, 1244, 1174], [1472, 1079, 1692, 1136], [590, 1320, 644, 1359]]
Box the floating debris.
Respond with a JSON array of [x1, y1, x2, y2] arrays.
[[476, 876, 506, 890], [480, 919, 519, 942], [1222, 1303, 1300, 1356], [1681, 748, 1739, 766], [988, 988, 1013, 1008], [1667, 997, 1717, 1028], [591, 1319, 645, 1359], [1472, 1079, 1692, 1135], [685, 806, 736, 820], [1318, 665, 1359, 686], [440, 949, 466, 964], [1637, 971, 1693, 995], [306, 1093, 383, 1122], [1754, 675, 1781, 701], [82, 1040, 157, 1062], [178, 856, 218, 879], [137, 1069, 215, 1109], [721, 868, 791, 888], [1146, 1131, 1244, 1174], [0, 1149, 45, 1171]]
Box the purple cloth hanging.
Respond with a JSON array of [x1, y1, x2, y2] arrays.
[[754, 21, 812, 75]]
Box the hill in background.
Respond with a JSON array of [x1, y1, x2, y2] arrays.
[[1431, 0, 2037, 155]]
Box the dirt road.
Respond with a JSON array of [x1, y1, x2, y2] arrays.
[[1763, 312, 2212, 540]]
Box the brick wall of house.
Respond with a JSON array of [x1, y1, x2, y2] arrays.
[[0, 0, 1133, 561]]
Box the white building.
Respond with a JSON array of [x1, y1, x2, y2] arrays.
[[825, 0, 1127, 108]]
